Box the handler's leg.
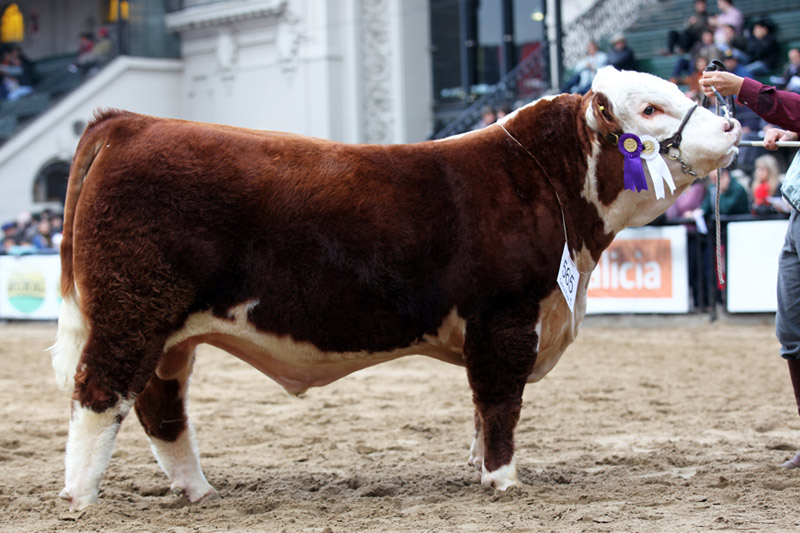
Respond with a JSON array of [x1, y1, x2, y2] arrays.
[[464, 303, 538, 489], [775, 211, 800, 468], [135, 344, 218, 502]]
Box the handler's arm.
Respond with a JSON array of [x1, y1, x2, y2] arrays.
[[763, 128, 799, 151], [700, 72, 800, 134]]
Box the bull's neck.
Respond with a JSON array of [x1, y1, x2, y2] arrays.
[[499, 103, 614, 265]]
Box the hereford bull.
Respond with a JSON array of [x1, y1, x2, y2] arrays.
[[51, 67, 740, 510]]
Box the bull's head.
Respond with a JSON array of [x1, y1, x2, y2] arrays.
[[584, 66, 741, 227]]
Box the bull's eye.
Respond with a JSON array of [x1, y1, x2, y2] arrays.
[[643, 105, 656, 116]]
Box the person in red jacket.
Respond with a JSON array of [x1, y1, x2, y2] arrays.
[[701, 70, 800, 467]]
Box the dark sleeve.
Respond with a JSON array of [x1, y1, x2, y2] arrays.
[[737, 77, 800, 134]]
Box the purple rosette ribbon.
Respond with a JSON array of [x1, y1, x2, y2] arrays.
[[618, 133, 648, 192]]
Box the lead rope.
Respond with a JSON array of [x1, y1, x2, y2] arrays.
[[496, 122, 570, 248], [703, 59, 735, 288], [714, 97, 725, 287], [496, 122, 600, 278]]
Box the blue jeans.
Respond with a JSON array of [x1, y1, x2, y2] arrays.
[[777, 210, 800, 359]]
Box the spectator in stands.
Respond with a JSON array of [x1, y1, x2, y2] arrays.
[[32, 218, 56, 251], [496, 105, 511, 120], [667, 179, 707, 220], [15, 211, 35, 243], [744, 18, 780, 77], [561, 40, 607, 94], [709, 0, 743, 49], [674, 56, 709, 102], [665, 179, 708, 310], [83, 27, 114, 74], [0, 45, 36, 101], [69, 32, 95, 76], [722, 48, 753, 80], [670, 29, 721, 85], [607, 33, 637, 71], [667, 0, 709, 55], [699, 68, 800, 468], [716, 24, 748, 62], [699, 167, 750, 216], [472, 106, 496, 130], [771, 48, 800, 94], [1, 221, 17, 250], [751, 153, 783, 214], [696, 167, 749, 311]]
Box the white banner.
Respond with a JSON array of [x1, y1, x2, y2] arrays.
[[726, 219, 787, 313], [0, 254, 61, 320], [586, 225, 689, 314]]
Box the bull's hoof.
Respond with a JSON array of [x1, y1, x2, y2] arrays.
[[480, 461, 519, 491], [468, 453, 484, 471], [780, 451, 800, 469], [59, 486, 99, 511], [172, 484, 220, 504], [194, 488, 221, 503]]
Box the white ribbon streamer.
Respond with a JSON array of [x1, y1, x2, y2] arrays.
[[639, 135, 676, 200]]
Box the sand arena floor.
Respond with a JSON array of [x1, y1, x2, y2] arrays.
[[2, 315, 800, 532]]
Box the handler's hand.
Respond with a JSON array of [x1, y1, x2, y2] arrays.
[[764, 128, 799, 151], [699, 71, 744, 98]]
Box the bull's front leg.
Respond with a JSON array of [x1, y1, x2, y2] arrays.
[[464, 302, 538, 490]]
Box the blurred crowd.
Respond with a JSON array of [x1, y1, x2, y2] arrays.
[[1, 27, 113, 105], [1, 210, 62, 255]]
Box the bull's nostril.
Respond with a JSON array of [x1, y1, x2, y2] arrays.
[[723, 121, 732, 132]]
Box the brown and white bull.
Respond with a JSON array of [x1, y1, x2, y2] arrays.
[[51, 67, 740, 510]]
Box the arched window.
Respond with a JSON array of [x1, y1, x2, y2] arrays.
[[1, 4, 24, 43], [108, 0, 130, 22], [33, 161, 71, 206]]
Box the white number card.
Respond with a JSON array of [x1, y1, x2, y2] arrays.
[[557, 243, 577, 312]]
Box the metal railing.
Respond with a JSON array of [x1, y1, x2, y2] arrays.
[[432, 45, 549, 139]]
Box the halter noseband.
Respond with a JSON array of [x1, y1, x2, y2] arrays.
[[659, 104, 698, 156], [658, 104, 699, 177]]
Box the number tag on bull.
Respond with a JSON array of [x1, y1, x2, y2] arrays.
[[557, 243, 577, 312]]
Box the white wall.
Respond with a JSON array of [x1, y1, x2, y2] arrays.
[[0, 0, 432, 223], [0, 57, 184, 223], [166, 0, 431, 143]]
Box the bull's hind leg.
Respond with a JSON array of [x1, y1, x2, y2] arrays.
[[464, 302, 539, 490], [135, 343, 218, 503], [61, 396, 135, 510], [60, 331, 163, 510]]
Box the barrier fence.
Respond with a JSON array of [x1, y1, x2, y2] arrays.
[[0, 215, 790, 320]]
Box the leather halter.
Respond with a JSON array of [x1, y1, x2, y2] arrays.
[[657, 104, 700, 177], [603, 103, 700, 176], [658, 104, 698, 157]]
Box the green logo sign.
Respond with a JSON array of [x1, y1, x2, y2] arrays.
[[7, 268, 46, 313]]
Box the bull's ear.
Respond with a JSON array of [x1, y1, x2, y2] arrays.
[[585, 91, 621, 138]]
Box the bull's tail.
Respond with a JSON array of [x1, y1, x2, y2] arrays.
[[60, 135, 103, 300], [51, 121, 105, 391]]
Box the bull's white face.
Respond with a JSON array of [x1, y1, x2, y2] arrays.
[[589, 66, 741, 181]]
